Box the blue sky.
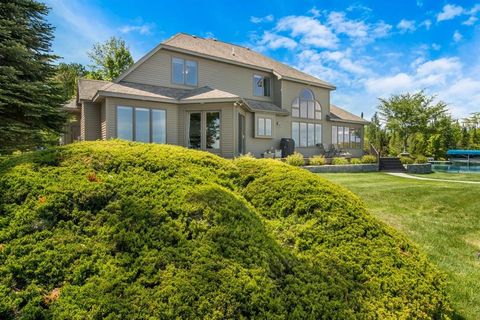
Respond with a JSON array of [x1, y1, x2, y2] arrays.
[[44, 0, 480, 119]]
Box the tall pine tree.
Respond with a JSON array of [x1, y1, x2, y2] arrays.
[[0, 0, 67, 153]]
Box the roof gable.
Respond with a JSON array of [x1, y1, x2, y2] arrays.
[[116, 33, 335, 90]]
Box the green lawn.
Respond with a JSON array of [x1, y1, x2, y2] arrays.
[[320, 172, 480, 320], [413, 172, 480, 182]]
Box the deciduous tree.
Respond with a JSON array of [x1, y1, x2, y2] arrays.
[[87, 37, 134, 81]]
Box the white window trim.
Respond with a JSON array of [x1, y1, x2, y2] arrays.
[[253, 74, 271, 97], [291, 89, 322, 120], [292, 121, 322, 148], [255, 115, 274, 138], [116, 106, 167, 143], [171, 56, 198, 87], [331, 125, 362, 149]]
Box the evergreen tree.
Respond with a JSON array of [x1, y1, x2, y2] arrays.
[[0, 0, 67, 153]]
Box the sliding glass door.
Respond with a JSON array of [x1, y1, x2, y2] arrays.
[[187, 111, 221, 151]]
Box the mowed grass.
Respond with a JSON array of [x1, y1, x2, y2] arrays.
[[413, 171, 480, 182], [320, 173, 480, 320]]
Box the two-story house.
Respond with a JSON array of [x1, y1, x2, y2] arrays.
[[64, 33, 368, 158]]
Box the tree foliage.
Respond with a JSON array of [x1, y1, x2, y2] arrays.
[[368, 91, 477, 158], [0, 141, 451, 319], [0, 0, 67, 153], [378, 91, 447, 153], [54, 63, 87, 100], [87, 37, 134, 81]]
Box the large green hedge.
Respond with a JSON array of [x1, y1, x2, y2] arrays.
[[0, 141, 450, 319]]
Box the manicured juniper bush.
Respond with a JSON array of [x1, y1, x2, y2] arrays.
[[0, 141, 450, 319]]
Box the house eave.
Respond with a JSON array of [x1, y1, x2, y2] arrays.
[[329, 118, 370, 125], [93, 91, 239, 104]]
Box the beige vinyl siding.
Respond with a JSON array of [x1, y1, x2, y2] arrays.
[[80, 102, 101, 141], [243, 111, 291, 157], [179, 103, 235, 158], [100, 101, 106, 140], [104, 97, 179, 144], [123, 49, 273, 102]]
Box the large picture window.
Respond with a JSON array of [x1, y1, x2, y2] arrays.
[[292, 122, 322, 147], [292, 89, 322, 119], [172, 57, 198, 86], [253, 74, 271, 97], [116, 106, 166, 143], [332, 125, 361, 149]]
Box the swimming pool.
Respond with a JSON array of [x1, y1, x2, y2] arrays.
[[431, 161, 480, 173]]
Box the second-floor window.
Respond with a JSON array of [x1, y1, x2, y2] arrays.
[[253, 74, 271, 97], [172, 57, 197, 86]]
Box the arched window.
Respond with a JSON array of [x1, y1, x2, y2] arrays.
[[292, 89, 322, 119]]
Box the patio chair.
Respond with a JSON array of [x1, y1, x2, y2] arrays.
[[323, 143, 335, 158], [316, 143, 326, 156], [330, 144, 342, 157]]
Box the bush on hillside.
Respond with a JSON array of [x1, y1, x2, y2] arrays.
[[361, 155, 377, 164], [350, 158, 362, 164], [285, 152, 304, 166], [400, 156, 415, 164], [331, 157, 349, 165], [415, 155, 429, 164], [308, 155, 326, 165], [0, 141, 451, 319]]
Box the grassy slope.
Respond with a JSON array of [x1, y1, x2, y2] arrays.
[[320, 173, 480, 320], [412, 172, 480, 182]]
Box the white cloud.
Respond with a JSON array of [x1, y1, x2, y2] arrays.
[[463, 16, 478, 26], [276, 15, 339, 49], [308, 7, 321, 18], [397, 19, 416, 33], [437, 4, 464, 22], [327, 11, 368, 38], [250, 14, 274, 24], [432, 43, 441, 50], [421, 19, 432, 30], [453, 30, 463, 42], [365, 73, 415, 95], [371, 21, 393, 38], [416, 57, 462, 77], [120, 24, 153, 35], [256, 31, 297, 50]]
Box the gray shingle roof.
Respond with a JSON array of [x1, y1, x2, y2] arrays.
[[63, 98, 80, 111], [79, 79, 240, 102], [242, 99, 289, 115], [180, 86, 239, 100], [162, 33, 335, 89], [78, 79, 110, 101], [330, 104, 369, 124]]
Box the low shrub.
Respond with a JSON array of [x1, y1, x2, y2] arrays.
[[0, 141, 451, 319], [350, 158, 362, 164], [331, 157, 349, 165], [400, 156, 415, 165], [415, 155, 429, 164], [308, 155, 326, 165], [285, 152, 304, 166], [361, 155, 377, 164]]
